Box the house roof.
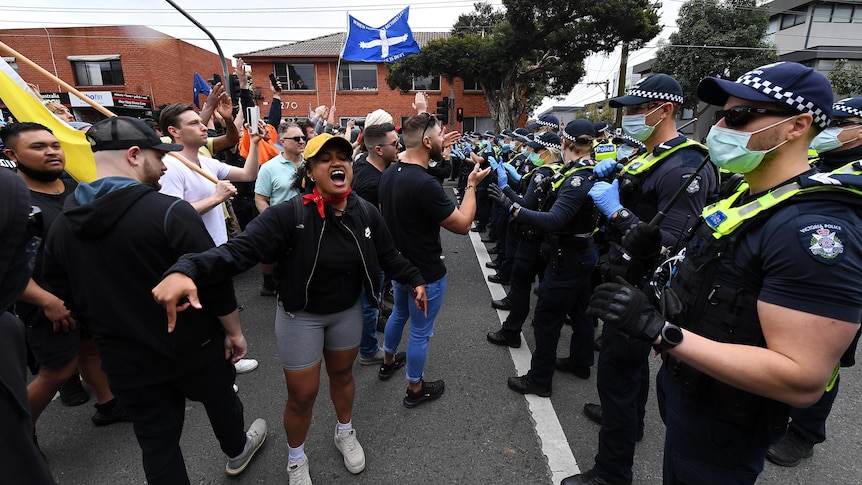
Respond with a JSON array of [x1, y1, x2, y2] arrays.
[[236, 31, 449, 58]]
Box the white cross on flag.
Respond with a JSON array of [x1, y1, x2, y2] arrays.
[[341, 7, 420, 63]]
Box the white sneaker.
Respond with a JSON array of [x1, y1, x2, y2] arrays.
[[333, 426, 366, 474], [233, 384, 239, 393], [234, 358, 259, 374], [358, 348, 384, 366], [287, 454, 312, 485], [225, 418, 267, 476]]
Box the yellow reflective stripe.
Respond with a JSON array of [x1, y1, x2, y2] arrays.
[[622, 139, 707, 176], [826, 363, 840, 392]]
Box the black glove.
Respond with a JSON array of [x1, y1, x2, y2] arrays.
[[622, 222, 662, 260], [487, 183, 513, 212], [587, 276, 665, 343]]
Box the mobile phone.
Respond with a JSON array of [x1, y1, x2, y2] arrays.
[[246, 106, 260, 133], [213, 73, 222, 86], [269, 73, 280, 90]]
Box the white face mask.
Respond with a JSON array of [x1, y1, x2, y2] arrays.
[[621, 104, 665, 141], [706, 115, 795, 173], [811, 125, 859, 154], [616, 145, 637, 161]]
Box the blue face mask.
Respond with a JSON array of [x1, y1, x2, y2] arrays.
[[621, 104, 664, 141], [811, 126, 857, 154], [706, 116, 794, 173], [616, 145, 637, 161]]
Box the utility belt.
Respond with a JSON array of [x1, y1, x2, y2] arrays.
[[664, 353, 790, 443], [509, 220, 543, 242], [539, 232, 594, 273]]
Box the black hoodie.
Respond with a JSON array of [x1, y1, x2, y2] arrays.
[[43, 180, 237, 389]]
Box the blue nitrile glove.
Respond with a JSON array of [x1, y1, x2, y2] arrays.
[[487, 156, 499, 171], [595, 159, 623, 178], [589, 179, 624, 218], [451, 147, 464, 159], [496, 162, 507, 188], [481, 139, 493, 154], [464, 143, 472, 155], [504, 163, 522, 182]]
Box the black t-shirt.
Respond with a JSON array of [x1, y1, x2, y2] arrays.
[[351, 153, 384, 208], [378, 162, 455, 282], [305, 215, 363, 314]]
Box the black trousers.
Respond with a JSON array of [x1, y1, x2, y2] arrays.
[[111, 356, 246, 485]]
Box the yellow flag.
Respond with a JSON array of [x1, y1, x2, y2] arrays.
[[0, 58, 96, 182]]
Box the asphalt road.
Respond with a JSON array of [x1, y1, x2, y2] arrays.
[[35, 184, 862, 484]]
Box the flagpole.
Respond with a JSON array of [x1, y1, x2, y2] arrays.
[[0, 41, 114, 118], [334, 13, 352, 109], [0, 40, 218, 184]]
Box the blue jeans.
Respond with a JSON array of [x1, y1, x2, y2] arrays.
[[383, 276, 447, 384], [359, 271, 385, 358]]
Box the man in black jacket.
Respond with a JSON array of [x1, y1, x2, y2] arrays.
[[43, 117, 266, 485]]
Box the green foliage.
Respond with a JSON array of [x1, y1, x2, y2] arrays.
[[829, 59, 862, 97], [651, 0, 778, 112], [386, 0, 661, 130]]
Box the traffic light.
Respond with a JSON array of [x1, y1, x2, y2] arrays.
[[456, 107, 464, 123], [436, 97, 449, 125], [228, 73, 241, 103]]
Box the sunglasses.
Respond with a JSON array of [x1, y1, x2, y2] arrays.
[[377, 140, 401, 148], [420, 112, 437, 139], [828, 118, 862, 128], [282, 136, 307, 143], [624, 102, 665, 115], [716, 106, 796, 128]]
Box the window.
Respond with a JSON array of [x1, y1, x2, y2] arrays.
[[412, 75, 440, 91], [339, 64, 377, 91], [681, 107, 694, 120], [273, 63, 315, 90], [780, 6, 807, 30], [460, 117, 493, 133], [461, 76, 482, 91], [814, 3, 856, 23], [70, 56, 124, 86], [2, 57, 17, 72]]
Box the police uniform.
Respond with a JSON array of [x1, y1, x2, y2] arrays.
[[652, 63, 862, 483], [509, 157, 600, 392], [487, 132, 564, 346], [583, 74, 717, 485]]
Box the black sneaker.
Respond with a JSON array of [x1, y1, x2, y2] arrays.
[[92, 399, 131, 426], [259, 284, 276, 296], [766, 431, 814, 467], [59, 374, 90, 407], [403, 379, 445, 409], [378, 352, 406, 381]]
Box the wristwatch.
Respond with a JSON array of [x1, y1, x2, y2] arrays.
[[509, 202, 522, 215], [614, 208, 632, 220], [658, 323, 683, 351]]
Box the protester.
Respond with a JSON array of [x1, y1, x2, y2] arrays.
[[378, 112, 490, 408], [0, 167, 56, 485], [2, 122, 127, 432], [152, 133, 426, 485], [42, 116, 267, 484]]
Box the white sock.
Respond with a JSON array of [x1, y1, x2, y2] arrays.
[[288, 443, 305, 464], [337, 420, 352, 433]]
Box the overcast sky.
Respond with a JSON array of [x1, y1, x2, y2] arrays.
[[0, 0, 683, 115]]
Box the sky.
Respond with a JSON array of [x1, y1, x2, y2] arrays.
[[0, 0, 684, 115]]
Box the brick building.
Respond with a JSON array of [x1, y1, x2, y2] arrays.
[[0, 25, 229, 122], [237, 32, 495, 132]]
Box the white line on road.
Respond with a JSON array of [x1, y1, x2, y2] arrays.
[[467, 224, 580, 484]]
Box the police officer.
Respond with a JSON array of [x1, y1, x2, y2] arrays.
[[765, 96, 862, 467], [529, 114, 561, 135], [566, 73, 716, 485], [588, 62, 862, 483], [499, 119, 600, 395], [592, 121, 617, 161], [485, 131, 563, 341]]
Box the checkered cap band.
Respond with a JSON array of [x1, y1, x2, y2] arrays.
[[627, 89, 683, 104], [539, 140, 562, 150], [538, 120, 558, 128], [833, 103, 862, 118], [738, 73, 829, 128]]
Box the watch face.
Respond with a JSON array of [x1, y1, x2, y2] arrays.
[[663, 325, 683, 346], [618, 209, 631, 219]]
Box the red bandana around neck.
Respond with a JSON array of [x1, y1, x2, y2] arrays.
[[302, 186, 351, 218]]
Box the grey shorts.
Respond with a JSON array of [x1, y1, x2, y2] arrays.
[[274, 300, 362, 370]]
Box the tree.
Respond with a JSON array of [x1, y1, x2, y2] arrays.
[[829, 59, 862, 97], [386, 1, 661, 131], [651, 0, 778, 133]]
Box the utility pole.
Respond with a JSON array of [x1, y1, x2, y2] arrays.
[[586, 80, 610, 100], [615, 42, 630, 128]]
